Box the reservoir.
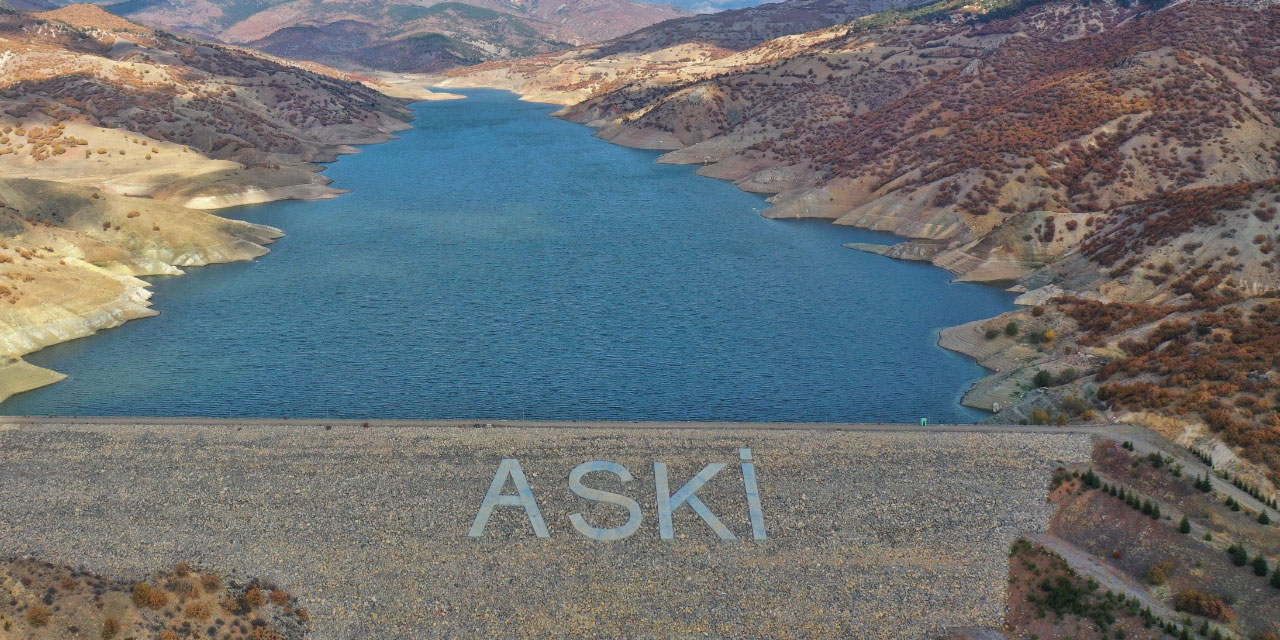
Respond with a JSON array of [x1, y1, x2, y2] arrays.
[[2, 90, 1014, 421]]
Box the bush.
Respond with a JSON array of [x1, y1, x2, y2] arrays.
[[185, 602, 211, 620], [1260, 511, 1272, 525], [1179, 515, 1191, 534], [1005, 321, 1019, 337], [1033, 370, 1054, 387], [101, 617, 120, 639], [1148, 561, 1172, 585], [201, 572, 222, 593], [132, 582, 153, 607], [26, 605, 50, 627], [985, 327, 1000, 339], [245, 586, 265, 609], [1172, 590, 1232, 621], [1228, 544, 1249, 567], [1254, 556, 1269, 577]]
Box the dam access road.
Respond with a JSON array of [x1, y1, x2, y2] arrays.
[[0, 419, 1226, 638]]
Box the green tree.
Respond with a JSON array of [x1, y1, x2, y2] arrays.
[[1005, 321, 1019, 337], [1260, 511, 1272, 525], [1253, 555, 1269, 577], [1033, 370, 1053, 387], [1179, 515, 1191, 534], [1228, 544, 1249, 567]]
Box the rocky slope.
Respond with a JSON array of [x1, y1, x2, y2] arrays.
[[0, 4, 426, 402], [95, 0, 692, 73], [439, 0, 1280, 486]]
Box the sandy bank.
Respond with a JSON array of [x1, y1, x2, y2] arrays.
[[0, 357, 65, 404]]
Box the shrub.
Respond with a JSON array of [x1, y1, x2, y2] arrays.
[[201, 572, 222, 593], [245, 586, 265, 609], [269, 589, 290, 606], [1005, 321, 1019, 337], [985, 327, 1000, 339], [1179, 515, 1191, 534], [1148, 561, 1172, 585], [1260, 511, 1272, 525], [26, 605, 50, 627], [1253, 556, 1269, 577], [132, 582, 153, 607], [101, 617, 120, 639], [185, 602, 211, 620], [1172, 590, 1232, 621], [1228, 544, 1249, 567], [1033, 370, 1054, 387]]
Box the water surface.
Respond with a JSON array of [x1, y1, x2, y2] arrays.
[[4, 90, 1014, 421]]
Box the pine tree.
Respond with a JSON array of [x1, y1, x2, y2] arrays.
[[1151, 503, 1161, 519], [1229, 544, 1249, 567], [1260, 510, 1272, 525], [1179, 515, 1191, 534], [1254, 555, 1269, 577], [1142, 499, 1154, 516]]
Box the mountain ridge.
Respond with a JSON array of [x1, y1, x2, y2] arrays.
[[438, 0, 1280, 485]]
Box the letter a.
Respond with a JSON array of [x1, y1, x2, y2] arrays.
[[654, 461, 736, 541], [468, 458, 550, 538]]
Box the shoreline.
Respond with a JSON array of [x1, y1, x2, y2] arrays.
[[0, 95, 429, 405]]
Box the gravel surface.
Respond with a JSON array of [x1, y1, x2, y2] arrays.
[[0, 422, 1092, 638]]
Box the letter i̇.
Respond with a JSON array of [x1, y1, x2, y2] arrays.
[[740, 448, 767, 541]]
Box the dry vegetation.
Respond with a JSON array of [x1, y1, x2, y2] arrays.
[[442, 0, 1280, 488], [0, 558, 310, 639]]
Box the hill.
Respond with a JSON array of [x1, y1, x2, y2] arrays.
[[439, 0, 1280, 486], [94, 0, 693, 72], [0, 3, 426, 401]]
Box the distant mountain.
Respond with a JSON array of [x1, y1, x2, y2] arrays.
[[87, 0, 692, 72], [632, 0, 772, 11]]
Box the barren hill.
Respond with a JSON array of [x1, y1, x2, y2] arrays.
[[0, 4, 425, 401], [439, 0, 1280, 486], [92, 0, 693, 72]]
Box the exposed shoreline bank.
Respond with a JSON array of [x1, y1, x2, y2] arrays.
[[0, 91, 451, 405]]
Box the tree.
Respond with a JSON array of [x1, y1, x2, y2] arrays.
[[1005, 321, 1019, 337], [1260, 511, 1272, 525], [1228, 544, 1249, 567], [1151, 503, 1162, 520], [1033, 370, 1054, 387], [1142, 499, 1154, 516], [1254, 555, 1269, 577]]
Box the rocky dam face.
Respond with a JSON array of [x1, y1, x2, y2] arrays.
[[0, 421, 1092, 639]]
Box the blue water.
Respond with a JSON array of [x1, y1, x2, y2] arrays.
[[3, 90, 1013, 421]]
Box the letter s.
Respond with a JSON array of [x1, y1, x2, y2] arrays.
[[567, 461, 643, 541]]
